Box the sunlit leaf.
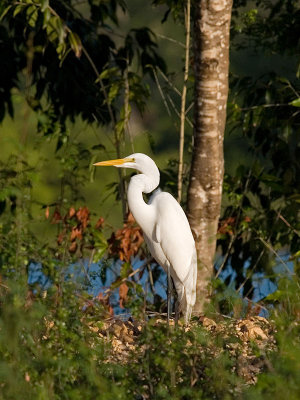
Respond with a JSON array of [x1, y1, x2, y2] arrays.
[[0, 5, 12, 20], [289, 98, 300, 107], [68, 31, 82, 58]]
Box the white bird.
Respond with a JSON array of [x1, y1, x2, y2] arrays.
[[94, 153, 197, 324]]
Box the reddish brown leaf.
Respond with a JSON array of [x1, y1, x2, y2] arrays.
[[95, 217, 104, 229], [52, 209, 62, 224], [119, 282, 129, 308], [76, 206, 90, 229], [69, 241, 77, 253], [127, 212, 135, 223], [218, 216, 236, 235], [45, 206, 50, 219], [108, 214, 144, 262], [70, 226, 83, 241], [57, 231, 65, 245], [69, 207, 76, 218]]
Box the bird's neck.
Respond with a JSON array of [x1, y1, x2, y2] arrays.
[[127, 174, 158, 232]]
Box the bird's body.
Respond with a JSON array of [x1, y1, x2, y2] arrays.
[[94, 153, 197, 323]]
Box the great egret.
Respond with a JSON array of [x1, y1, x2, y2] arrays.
[[94, 153, 197, 324]]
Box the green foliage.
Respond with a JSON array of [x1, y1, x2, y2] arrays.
[[127, 321, 242, 400], [0, 0, 165, 148], [0, 280, 127, 400], [243, 276, 300, 399], [219, 0, 300, 297], [0, 0, 300, 397]]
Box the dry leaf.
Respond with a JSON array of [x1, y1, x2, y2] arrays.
[[119, 282, 129, 308], [45, 206, 50, 219], [69, 207, 76, 218]]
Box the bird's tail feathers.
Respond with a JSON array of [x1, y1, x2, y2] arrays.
[[179, 250, 197, 324]]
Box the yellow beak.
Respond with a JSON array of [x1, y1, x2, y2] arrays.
[[93, 157, 135, 167]]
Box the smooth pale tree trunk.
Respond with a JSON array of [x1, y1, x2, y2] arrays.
[[187, 0, 233, 314]]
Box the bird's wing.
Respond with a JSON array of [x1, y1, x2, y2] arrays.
[[152, 192, 195, 284]]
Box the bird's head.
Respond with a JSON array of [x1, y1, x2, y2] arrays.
[[93, 153, 160, 192], [94, 153, 158, 174]]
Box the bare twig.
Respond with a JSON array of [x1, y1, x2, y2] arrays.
[[158, 68, 182, 96], [166, 94, 193, 128], [177, 0, 191, 203], [44, 3, 127, 220], [104, 259, 152, 296], [156, 33, 185, 48], [216, 167, 253, 279], [82, 44, 126, 220], [153, 68, 172, 116], [215, 235, 235, 279], [124, 58, 134, 154], [276, 212, 300, 238], [258, 236, 294, 275], [240, 103, 289, 111]]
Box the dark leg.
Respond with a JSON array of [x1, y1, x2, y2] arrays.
[[167, 264, 172, 324], [175, 300, 179, 326]]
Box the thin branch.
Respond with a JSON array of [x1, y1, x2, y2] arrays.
[[158, 68, 182, 96], [44, 3, 127, 220], [286, 80, 300, 98], [124, 58, 135, 154], [177, 0, 191, 203], [215, 235, 235, 279], [258, 236, 294, 275], [237, 247, 265, 294], [216, 167, 253, 279], [103, 259, 151, 295], [82, 46, 127, 220], [240, 103, 289, 111], [153, 68, 172, 116], [276, 212, 300, 237], [185, 101, 194, 115], [156, 33, 185, 48], [166, 94, 193, 128]]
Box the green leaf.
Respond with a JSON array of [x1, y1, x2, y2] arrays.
[[264, 290, 284, 302], [94, 231, 107, 247], [26, 5, 38, 28], [97, 67, 119, 81], [289, 194, 300, 203], [292, 250, 300, 258], [110, 277, 122, 290], [115, 119, 125, 139], [13, 4, 25, 18], [43, 7, 51, 26], [68, 31, 82, 58], [120, 262, 132, 279], [56, 42, 67, 60], [46, 19, 57, 42], [0, 5, 12, 20], [41, 0, 49, 12], [289, 98, 300, 107], [108, 82, 121, 104], [93, 247, 106, 263]]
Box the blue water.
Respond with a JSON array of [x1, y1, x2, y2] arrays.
[[28, 252, 294, 316], [28, 257, 168, 315]]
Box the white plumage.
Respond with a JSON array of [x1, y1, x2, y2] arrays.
[[94, 153, 197, 323]]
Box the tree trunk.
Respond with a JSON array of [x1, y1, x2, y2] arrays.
[[187, 0, 233, 314]]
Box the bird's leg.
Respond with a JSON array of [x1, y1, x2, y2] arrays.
[[167, 263, 172, 325], [175, 299, 179, 326]]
